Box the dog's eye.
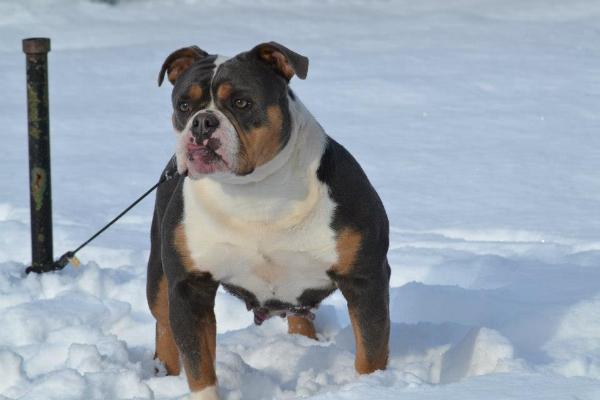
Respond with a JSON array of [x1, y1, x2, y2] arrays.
[[178, 102, 190, 113], [233, 99, 251, 109]]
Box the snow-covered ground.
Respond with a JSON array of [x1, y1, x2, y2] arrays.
[[1, 0, 600, 399]]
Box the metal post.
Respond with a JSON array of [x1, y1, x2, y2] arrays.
[[23, 38, 53, 272]]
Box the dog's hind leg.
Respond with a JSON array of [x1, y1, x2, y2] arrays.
[[331, 258, 391, 374]]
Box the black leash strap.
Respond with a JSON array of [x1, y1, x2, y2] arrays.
[[26, 157, 180, 274]]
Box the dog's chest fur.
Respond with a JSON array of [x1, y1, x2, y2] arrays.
[[181, 155, 338, 305]]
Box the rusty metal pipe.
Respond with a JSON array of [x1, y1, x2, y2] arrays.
[[23, 38, 53, 272]]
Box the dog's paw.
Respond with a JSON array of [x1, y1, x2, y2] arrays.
[[188, 385, 219, 400]]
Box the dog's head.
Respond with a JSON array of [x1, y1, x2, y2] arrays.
[[158, 42, 309, 180]]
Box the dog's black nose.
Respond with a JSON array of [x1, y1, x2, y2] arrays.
[[191, 112, 219, 141]]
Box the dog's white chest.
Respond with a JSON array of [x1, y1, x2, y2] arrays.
[[182, 175, 338, 305]]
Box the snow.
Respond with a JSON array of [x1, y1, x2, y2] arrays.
[[1, 0, 600, 399]]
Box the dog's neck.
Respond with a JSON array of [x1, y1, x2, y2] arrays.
[[184, 96, 329, 225]]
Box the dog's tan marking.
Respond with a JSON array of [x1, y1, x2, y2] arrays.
[[349, 307, 388, 374], [287, 315, 317, 340], [258, 47, 296, 80], [331, 228, 362, 275], [188, 83, 203, 101], [159, 46, 205, 86], [216, 82, 232, 101], [236, 105, 284, 174], [151, 276, 181, 375], [167, 58, 195, 85], [174, 224, 195, 272], [183, 313, 217, 392]]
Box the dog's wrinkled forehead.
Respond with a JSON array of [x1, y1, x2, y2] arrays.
[[212, 52, 288, 106]]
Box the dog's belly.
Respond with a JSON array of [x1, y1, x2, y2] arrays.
[[182, 177, 339, 306]]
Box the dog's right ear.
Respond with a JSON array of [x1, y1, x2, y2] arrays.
[[158, 46, 208, 86]]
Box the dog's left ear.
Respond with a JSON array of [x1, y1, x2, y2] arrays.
[[252, 42, 309, 81], [158, 46, 209, 86]]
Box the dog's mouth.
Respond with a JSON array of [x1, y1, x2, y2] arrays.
[[185, 137, 228, 175], [187, 137, 222, 162]]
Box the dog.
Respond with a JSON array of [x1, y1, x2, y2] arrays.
[[147, 42, 390, 400]]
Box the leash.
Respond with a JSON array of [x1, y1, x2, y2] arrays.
[[25, 156, 181, 274]]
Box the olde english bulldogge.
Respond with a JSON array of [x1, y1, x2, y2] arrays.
[[147, 42, 390, 399]]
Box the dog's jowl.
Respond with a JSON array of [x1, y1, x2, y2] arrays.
[[147, 42, 390, 399]]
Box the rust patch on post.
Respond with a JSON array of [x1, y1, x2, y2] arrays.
[[31, 167, 47, 211], [27, 85, 41, 139]]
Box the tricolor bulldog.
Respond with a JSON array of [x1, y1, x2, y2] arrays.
[[147, 42, 390, 400]]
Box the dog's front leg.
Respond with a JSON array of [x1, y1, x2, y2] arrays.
[[169, 272, 220, 400], [331, 260, 391, 374]]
